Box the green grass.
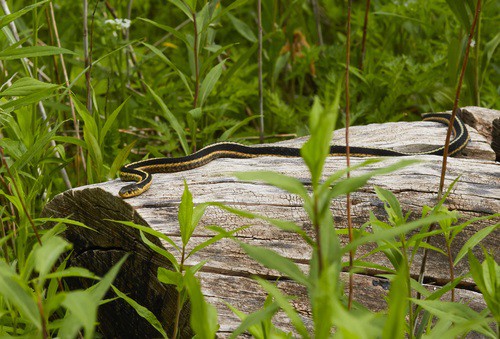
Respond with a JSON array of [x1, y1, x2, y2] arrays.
[[0, 0, 499, 337]]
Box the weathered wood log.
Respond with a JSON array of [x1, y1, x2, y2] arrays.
[[43, 107, 499, 338]]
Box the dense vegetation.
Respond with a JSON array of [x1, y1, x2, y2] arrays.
[[0, 0, 498, 337]]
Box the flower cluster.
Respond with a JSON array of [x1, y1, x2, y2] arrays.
[[105, 18, 131, 30]]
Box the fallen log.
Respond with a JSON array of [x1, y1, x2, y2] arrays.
[[43, 107, 499, 338]]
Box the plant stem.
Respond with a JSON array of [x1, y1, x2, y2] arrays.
[[311, 0, 323, 46], [0, 148, 42, 245], [83, 0, 92, 114], [48, 1, 87, 173], [172, 246, 186, 339], [258, 0, 264, 143], [437, 0, 481, 199], [192, 11, 200, 151], [345, 0, 354, 311], [359, 0, 371, 71], [446, 240, 455, 301]]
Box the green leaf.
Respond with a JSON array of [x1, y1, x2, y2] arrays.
[[256, 278, 310, 338], [184, 269, 219, 338], [227, 12, 257, 42], [0, 262, 41, 329], [219, 115, 259, 140], [0, 86, 58, 110], [0, 1, 49, 30], [168, 0, 193, 19], [411, 298, 495, 337], [145, 82, 190, 155], [179, 181, 194, 246], [110, 140, 137, 178], [228, 300, 280, 339], [454, 222, 499, 265], [0, 77, 60, 97], [142, 42, 193, 98], [234, 171, 309, 200], [374, 186, 403, 225], [72, 95, 98, 140], [34, 236, 71, 279], [111, 285, 168, 338], [139, 231, 179, 270], [0, 46, 75, 60], [240, 242, 310, 288], [61, 290, 97, 339], [382, 265, 408, 338], [11, 121, 63, 171], [468, 251, 499, 321], [188, 225, 247, 259], [100, 97, 129, 145], [445, 0, 472, 30], [199, 60, 225, 106], [109, 219, 180, 253], [343, 213, 451, 255], [157, 267, 184, 289], [138, 18, 188, 45]]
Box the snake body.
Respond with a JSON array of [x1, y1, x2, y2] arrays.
[[119, 112, 469, 198]]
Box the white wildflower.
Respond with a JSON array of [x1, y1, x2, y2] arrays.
[[105, 18, 131, 30], [470, 39, 476, 48]]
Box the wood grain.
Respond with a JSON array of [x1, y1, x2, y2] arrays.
[[43, 108, 499, 337]]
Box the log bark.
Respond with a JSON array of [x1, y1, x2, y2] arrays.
[[43, 107, 499, 338]]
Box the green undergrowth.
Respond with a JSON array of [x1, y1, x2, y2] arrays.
[[0, 0, 499, 337]]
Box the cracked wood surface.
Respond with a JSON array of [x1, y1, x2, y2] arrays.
[[43, 108, 499, 337]]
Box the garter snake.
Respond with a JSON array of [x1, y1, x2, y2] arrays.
[[119, 111, 469, 198]]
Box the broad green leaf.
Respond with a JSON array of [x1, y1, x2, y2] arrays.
[[157, 267, 184, 289], [188, 225, 247, 259], [43, 267, 98, 281], [0, 1, 49, 30], [328, 159, 418, 201], [184, 270, 219, 338], [342, 213, 451, 255], [227, 12, 257, 42], [62, 290, 97, 339], [0, 262, 41, 329], [382, 265, 408, 338], [199, 60, 225, 106], [72, 95, 98, 140], [34, 236, 71, 279], [111, 285, 168, 338], [109, 140, 137, 178], [0, 77, 60, 97], [138, 17, 188, 45], [109, 219, 180, 253], [468, 251, 499, 321], [228, 301, 280, 339], [210, 0, 250, 25], [0, 87, 58, 110], [168, 0, 193, 19], [235, 171, 309, 200], [11, 121, 63, 171], [454, 222, 499, 265], [145, 82, 190, 155], [0, 46, 75, 60], [374, 186, 403, 225], [139, 231, 179, 270], [142, 42, 193, 97], [240, 242, 310, 288], [445, 0, 472, 30], [100, 97, 129, 145], [219, 115, 259, 140], [179, 181, 194, 246], [411, 298, 495, 337], [256, 278, 310, 338]]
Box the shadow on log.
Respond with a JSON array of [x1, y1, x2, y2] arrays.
[[43, 107, 499, 337]]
